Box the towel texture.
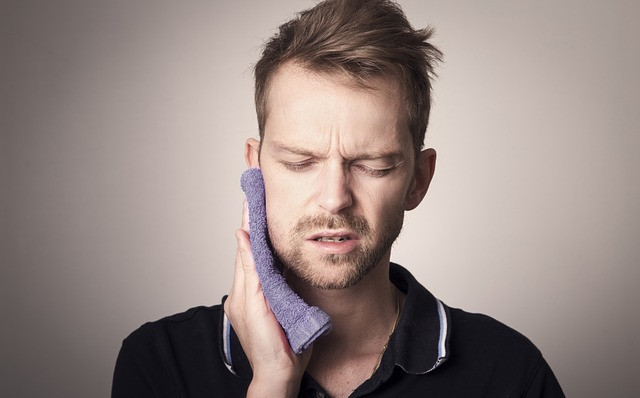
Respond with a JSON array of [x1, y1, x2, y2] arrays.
[[240, 168, 332, 353]]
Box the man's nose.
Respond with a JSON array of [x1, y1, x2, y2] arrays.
[[316, 163, 353, 214]]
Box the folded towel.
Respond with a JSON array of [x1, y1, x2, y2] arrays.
[[240, 168, 332, 354]]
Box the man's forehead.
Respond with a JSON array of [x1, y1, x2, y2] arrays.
[[266, 138, 406, 160], [267, 62, 405, 102], [258, 61, 415, 163]]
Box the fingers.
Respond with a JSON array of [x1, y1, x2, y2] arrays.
[[237, 198, 262, 291], [227, 200, 252, 316], [241, 198, 250, 233], [228, 243, 245, 303], [229, 198, 263, 319], [236, 228, 255, 274]]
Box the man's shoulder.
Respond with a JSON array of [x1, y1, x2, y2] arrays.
[[441, 306, 562, 391], [447, 306, 541, 360], [420, 305, 565, 396], [145, 304, 222, 328], [393, 264, 541, 361], [113, 303, 250, 396], [449, 306, 535, 341], [124, 304, 222, 345]]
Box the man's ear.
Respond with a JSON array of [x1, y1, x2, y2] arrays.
[[245, 138, 261, 168], [404, 148, 436, 210]]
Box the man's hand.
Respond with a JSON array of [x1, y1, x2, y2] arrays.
[[224, 200, 312, 398]]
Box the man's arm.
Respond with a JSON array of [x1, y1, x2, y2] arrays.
[[522, 356, 565, 398], [112, 326, 173, 397], [224, 200, 312, 398]]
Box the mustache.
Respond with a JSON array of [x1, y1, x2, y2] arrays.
[[292, 214, 371, 236]]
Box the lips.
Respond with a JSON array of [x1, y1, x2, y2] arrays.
[[315, 236, 350, 242], [306, 230, 360, 255], [308, 230, 358, 242]]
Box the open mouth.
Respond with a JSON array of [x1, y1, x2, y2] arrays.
[[314, 236, 351, 242], [308, 231, 358, 254]]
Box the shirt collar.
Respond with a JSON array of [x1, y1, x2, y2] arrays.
[[219, 263, 451, 380], [220, 298, 252, 380], [386, 262, 450, 375]]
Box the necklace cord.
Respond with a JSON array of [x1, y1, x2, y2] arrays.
[[371, 289, 401, 375]]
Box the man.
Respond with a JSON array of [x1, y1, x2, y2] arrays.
[[112, 0, 564, 396]]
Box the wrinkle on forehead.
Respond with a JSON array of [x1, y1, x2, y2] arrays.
[[263, 63, 412, 160], [268, 139, 407, 165]]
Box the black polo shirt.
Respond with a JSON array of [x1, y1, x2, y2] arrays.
[[112, 264, 564, 397]]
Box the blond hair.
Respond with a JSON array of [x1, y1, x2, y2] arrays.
[[254, 0, 443, 155]]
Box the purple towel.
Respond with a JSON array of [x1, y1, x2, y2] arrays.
[[240, 168, 332, 354]]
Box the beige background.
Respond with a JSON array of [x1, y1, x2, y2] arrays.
[[2, 1, 639, 397]]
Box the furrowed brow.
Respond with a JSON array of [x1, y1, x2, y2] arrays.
[[270, 141, 320, 157], [269, 140, 405, 162], [351, 152, 404, 162]]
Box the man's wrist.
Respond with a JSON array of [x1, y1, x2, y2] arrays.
[[247, 373, 302, 398]]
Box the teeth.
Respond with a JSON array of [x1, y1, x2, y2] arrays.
[[316, 236, 349, 242]]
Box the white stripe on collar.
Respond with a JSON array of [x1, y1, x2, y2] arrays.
[[434, 299, 449, 369], [424, 299, 450, 373], [222, 313, 235, 375]]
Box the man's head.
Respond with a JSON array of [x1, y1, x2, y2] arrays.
[[254, 0, 442, 158], [246, 0, 441, 290]]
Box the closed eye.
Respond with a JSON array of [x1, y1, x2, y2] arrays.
[[282, 161, 315, 172], [352, 164, 394, 177]]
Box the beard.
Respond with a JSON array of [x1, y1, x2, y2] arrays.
[[270, 211, 404, 290]]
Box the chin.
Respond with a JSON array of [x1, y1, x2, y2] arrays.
[[286, 256, 378, 290]]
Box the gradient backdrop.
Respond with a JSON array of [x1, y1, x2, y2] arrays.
[[2, 1, 639, 397]]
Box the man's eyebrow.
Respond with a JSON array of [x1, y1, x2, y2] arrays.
[[270, 142, 318, 157], [270, 141, 405, 161], [353, 152, 405, 162]]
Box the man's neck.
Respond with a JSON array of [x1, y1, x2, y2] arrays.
[[286, 261, 403, 397]]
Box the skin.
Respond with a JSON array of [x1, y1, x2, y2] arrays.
[[225, 62, 436, 398]]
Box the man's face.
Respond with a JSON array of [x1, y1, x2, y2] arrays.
[[251, 63, 421, 290]]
